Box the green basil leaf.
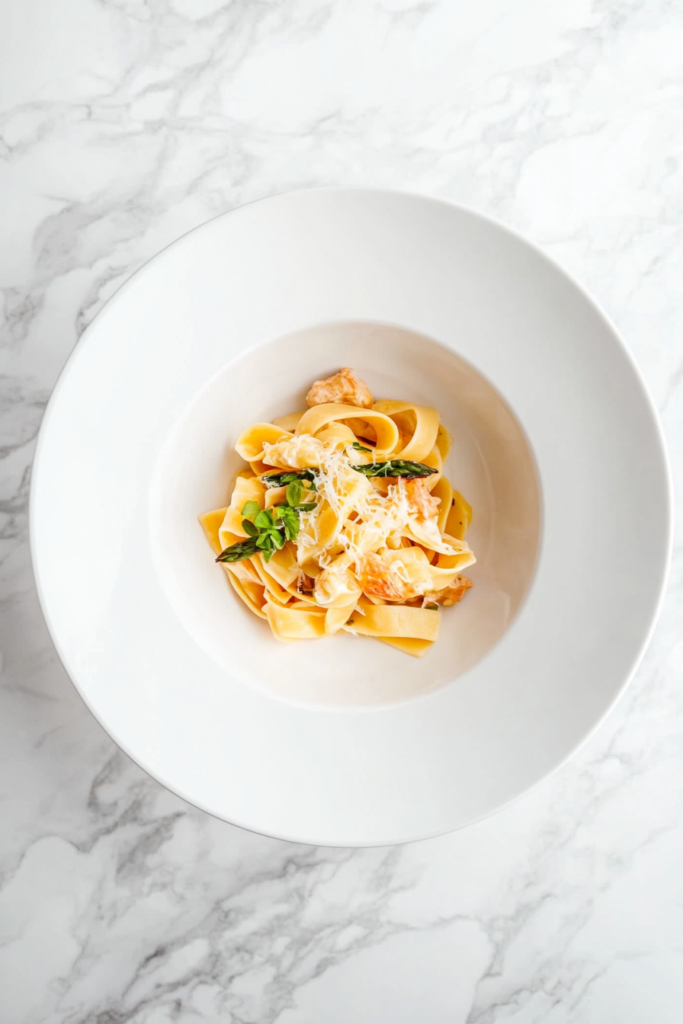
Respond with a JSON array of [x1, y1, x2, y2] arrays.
[[241, 519, 259, 537], [288, 518, 300, 541], [241, 500, 261, 521], [297, 502, 317, 512], [286, 479, 303, 507], [254, 509, 274, 530], [271, 530, 285, 550], [273, 505, 299, 542]]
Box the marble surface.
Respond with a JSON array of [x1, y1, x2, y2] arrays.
[[1, 0, 682, 1020]]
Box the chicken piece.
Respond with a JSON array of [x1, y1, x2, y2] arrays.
[[356, 551, 433, 603], [405, 478, 440, 520], [306, 368, 374, 409], [424, 575, 473, 607], [357, 552, 406, 601]]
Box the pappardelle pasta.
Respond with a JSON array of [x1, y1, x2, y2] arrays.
[[199, 369, 475, 658]]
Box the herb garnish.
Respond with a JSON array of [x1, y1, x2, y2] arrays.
[[216, 483, 317, 563]]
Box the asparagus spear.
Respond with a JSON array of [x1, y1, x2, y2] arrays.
[[261, 469, 318, 489], [351, 459, 437, 479], [215, 538, 259, 563]]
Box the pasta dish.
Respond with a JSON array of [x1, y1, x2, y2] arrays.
[[199, 369, 475, 657]]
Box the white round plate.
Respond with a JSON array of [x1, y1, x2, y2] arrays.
[[31, 189, 672, 846]]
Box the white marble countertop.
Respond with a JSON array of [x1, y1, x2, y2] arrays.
[[1, 1, 682, 1021]]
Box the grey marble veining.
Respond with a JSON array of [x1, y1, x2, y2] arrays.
[[1, 1, 682, 1021]]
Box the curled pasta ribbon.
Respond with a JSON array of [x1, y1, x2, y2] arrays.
[[431, 476, 453, 532], [272, 411, 306, 431], [447, 491, 473, 540], [372, 400, 440, 462], [227, 573, 268, 619], [295, 403, 400, 455], [235, 423, 293, 463], [198, 508, 229, 555]]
